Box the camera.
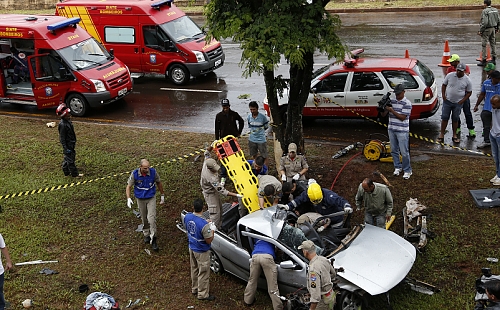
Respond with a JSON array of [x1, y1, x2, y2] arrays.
[[377, 92, 392, 112]]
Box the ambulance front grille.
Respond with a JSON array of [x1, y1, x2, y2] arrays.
[[107, 72, 130, 90]]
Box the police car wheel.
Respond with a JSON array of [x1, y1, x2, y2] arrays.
[[335, 290, 366, 310], [67, 94, 88, 117], [168, 64, 189, 85]]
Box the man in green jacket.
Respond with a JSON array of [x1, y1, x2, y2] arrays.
[[355, 178, 393, 228], [479, 0, 500, 66]]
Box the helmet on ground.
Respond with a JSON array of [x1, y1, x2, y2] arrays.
[[56, 103, 71, 117], [307, 183, 323, 205]]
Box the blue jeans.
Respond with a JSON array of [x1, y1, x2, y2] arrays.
[[0, 272, 5, 310], [389, 130, 412, 173], [490, 133, 500, 178], [441, 99, 462, 122], [364, 212, 386, 228], [457, 99, 474, 130]]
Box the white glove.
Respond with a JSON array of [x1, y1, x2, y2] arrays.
[[220, 177, 226, 187], [236, 194, 243, 198], [308, 178, 317, 185], [344, 206, 353, 214], [160, 195, 165, 204], [317, 226, 325, 233], [293, 173, 301, 180], [281, 174, 287, 182], [127, 198, 133, 208], [210, 222, 217, 232], [277, 204, 289, 211]]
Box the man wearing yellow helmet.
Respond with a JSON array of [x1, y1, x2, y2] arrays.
[[285, 182, 352, 226]]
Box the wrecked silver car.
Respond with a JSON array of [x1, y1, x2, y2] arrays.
[[177, 205, 416, 309]]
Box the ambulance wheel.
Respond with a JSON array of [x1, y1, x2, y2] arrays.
[[67, 94, 88, 117], [335, 290, 367, 310], [168, 64, 189, 85]]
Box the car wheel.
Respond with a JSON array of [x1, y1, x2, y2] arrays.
[[66, 93, 89, 117], [335, 290, 367, 310], [209, 250, 224, 274], [168, 64, 189, 85]]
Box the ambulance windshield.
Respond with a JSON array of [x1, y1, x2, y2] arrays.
[[161, 16, 204, 43], [58, 38, 111, 70]]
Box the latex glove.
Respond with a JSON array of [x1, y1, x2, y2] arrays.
[[277, 204, 289, 211], [160, 195, 165, 204], [344, 206, 353, 214], [293, 173, 301, 181], [308, 178, 317, 185], [220, 177, 226, 187], [317, 226, 325, 233], [281, 174, 287, 182], [127, 198, 133, 209], [236, 194, 243, 198], [210, 222, 217, 232]]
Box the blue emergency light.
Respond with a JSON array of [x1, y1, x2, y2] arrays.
[[151, 0, 173, 9], [47, 17, 81, 32]]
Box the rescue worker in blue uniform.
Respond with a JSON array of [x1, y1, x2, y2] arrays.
[[284, 182, 352, 226], [184, 199, 215, 301], [126, 159, 165, 251]]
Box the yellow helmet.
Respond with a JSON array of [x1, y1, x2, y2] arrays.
[[307, 183, 323, 205]]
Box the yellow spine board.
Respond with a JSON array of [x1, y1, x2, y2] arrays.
[[214, 136, 268, 213]]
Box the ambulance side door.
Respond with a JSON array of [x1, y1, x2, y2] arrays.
[[28, 54, 72, 109], [101, 17, 142, 73]]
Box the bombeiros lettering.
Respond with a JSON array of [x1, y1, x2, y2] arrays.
[[102, 67, 125, 79]]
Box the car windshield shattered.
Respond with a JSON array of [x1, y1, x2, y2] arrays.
[[58, 38, 111, 70], [278, 223, 324, 256]]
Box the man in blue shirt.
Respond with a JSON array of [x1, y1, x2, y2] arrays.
[[184, 199, 215, 301], [243, 240, 283, 309], [247, 101, 269, 165], [475, 70, 500, 149], [247, 155, 268, 176]]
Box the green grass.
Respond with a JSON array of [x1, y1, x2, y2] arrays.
[[0, 115, 498, 309]]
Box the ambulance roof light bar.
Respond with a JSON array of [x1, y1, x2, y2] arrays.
[[344, 48, 364, 68], [47, 17, 81, 34], [151, 0, 173, 10]]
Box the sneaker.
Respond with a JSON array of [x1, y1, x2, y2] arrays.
[[494, 179, 500, 186], [478, 60, 487, 66], [403, 171, 412, 180], [477, 142, 491, 149], [491, 175, 500, 183], [468, 129, 476, 138], [456, 128, 461, 134], [393, 168, 402, 176]]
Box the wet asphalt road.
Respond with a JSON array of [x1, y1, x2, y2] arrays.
[[0, 9, 491, 153]]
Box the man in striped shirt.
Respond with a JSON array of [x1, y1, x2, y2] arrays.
[[381, 84, 413, 180]]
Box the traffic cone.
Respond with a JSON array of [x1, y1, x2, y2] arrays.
[[438, 40, 451, 67], [476, 46, 492, 62], [405, 49, 410, 58]]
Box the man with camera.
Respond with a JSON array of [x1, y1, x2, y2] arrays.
[[380, 84, 413, 180], [475, 280, 500, 309]]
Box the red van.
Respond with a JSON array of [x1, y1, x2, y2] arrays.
[[0, 15, 133, 116], [56, 0, 225, 85]]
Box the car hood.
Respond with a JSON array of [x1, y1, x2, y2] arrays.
[[238, 206, 285, 238], [333, 224, 416, 295]]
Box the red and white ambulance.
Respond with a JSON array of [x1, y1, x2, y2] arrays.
[[0, 15, 133, 116], [56, 0, 225, 85]]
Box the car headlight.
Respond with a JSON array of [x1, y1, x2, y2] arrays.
[[193, 51, 206, 62], [91, 79, 106, 92]]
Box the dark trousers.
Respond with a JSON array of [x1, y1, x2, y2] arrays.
[[0, 272, 5, 310], [482, 110, 493, 143], [457, 99, 474, 130], [62, 151, 79, 177]]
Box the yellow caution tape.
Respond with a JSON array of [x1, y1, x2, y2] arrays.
[[0, 149, 205, 201]]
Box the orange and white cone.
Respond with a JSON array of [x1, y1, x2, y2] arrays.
[[438, 40, 451, 67], [477, 46, 492, 62]]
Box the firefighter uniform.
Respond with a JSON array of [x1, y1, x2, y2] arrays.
[[200, 151, 229, 228]]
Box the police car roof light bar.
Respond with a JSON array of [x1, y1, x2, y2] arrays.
[[151, 0, 173, 10], [47, 17, 81, 33]]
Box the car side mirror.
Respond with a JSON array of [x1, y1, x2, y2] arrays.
[[109, 48, 114, 56], [164, 40, 176, 52], [310, 88, 316, 94], [279, 260, 298, 270]]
